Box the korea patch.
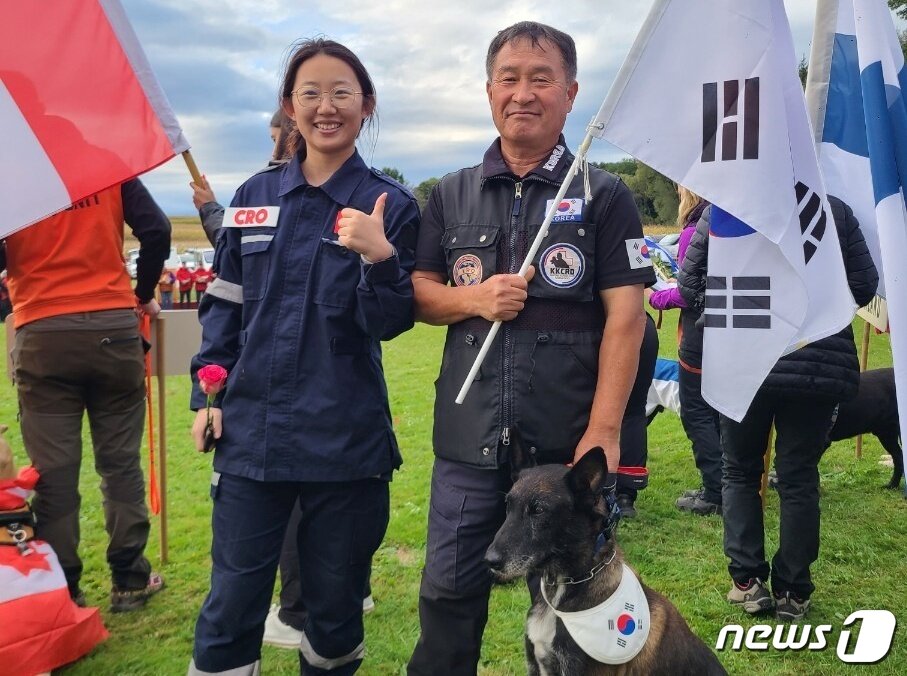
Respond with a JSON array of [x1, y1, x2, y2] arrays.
[[540, 243, 584, 288], [546, 198, 584, 223], [452, 254, 482, 287], [625, 238, 653, 269], [223, 206, 280, 228]]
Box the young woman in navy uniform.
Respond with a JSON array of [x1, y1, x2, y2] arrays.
[[187, 39, 419, 676]]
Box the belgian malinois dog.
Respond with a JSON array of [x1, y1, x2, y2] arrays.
[[485, 446, 726, 675]]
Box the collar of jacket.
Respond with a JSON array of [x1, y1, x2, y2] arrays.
[[278, 149, 370, 205], [480, 134, 575, 185]]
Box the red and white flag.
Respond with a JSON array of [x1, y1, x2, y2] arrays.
[[0, 541, 108, 673], [0, 0, 188, 237]]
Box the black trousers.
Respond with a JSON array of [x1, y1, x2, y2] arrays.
[[678, 366, 723, 504], [408, 458, 513, 676], [617, 313, 659, 499], [719, 392, 835, 599]]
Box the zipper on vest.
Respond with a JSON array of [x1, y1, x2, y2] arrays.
[[502, 180, 522, 461]]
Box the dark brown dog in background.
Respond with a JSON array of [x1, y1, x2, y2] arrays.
[[485, 446, 726, 675]]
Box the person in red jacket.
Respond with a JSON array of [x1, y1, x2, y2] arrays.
[[193, 265, 212, 302], [176, 261, 195, 306]]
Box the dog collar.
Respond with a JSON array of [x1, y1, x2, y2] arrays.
[[541, 562, 651, 665]]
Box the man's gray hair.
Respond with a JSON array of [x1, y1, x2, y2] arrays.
[[485, 21, 577, 83]]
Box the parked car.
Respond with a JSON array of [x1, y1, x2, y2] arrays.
[[200, 248, 215, 268]]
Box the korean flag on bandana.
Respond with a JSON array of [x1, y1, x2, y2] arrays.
[[625, 238, 653, 269]]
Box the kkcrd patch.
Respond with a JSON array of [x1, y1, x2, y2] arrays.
[[223, 206, 280, 228], [540, 243, 585, 288], [452, 253, 483, 287], [625, 238, 653, 269], [546, 198, 584, 223]]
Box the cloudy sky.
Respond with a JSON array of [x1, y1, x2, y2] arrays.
[[123, 0, 836, 215]]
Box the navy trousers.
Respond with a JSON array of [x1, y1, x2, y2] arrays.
[[191, 472, 389, 675]]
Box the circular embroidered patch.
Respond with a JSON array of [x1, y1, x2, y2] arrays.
[[617, 613, 637, 636], [540, 243, 584, 288], [453, 253, 483, 287]]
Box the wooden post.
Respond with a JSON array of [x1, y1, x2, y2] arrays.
[[855, 320, 872, 459], [760, 423, 774, 509], [155, 315, 169, 564]]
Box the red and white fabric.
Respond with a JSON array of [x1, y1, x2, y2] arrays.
[[0, 541, 108, 675], [0, 0, 188, 237]]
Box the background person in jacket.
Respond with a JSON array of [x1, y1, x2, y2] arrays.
[[190, 110, 295, 247], [408, 22, 654, 675], [187, 39, 419, 676], [678, 196, 878, 622], [158, 267, 176, 309], [2, 178, 169, 612], [648, 187, 722, 515], [193, 264, 212, 302], [176, 261, 195, 306]]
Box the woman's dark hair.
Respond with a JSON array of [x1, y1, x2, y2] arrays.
[[279, 38, 378, 159]]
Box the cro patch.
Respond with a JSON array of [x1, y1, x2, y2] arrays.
[[540, 243, 585, 288], [452, 253, 483, 286]]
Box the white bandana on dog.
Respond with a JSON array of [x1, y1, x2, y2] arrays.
[[541, 563, 651, 665]]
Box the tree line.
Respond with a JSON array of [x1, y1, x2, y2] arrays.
[[383, 163, 680, 226]]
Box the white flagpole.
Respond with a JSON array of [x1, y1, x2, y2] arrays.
[[455, 131, 595, 404]]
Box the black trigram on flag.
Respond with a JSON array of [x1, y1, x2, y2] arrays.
[[624, 602, 635, 612], [617, 637, 628, 648], [704, 276, 771, 329], [702, 77, 760, 162], [608, 619, 616, 630], [796, 181, 828, 264]]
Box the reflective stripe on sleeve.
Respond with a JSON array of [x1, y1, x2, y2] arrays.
[[187, 658, 260, 675], [206, 278, 243, 304], [240, 234, 274, 244]]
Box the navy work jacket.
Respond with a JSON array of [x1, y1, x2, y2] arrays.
[[190, 150, 419, 481]]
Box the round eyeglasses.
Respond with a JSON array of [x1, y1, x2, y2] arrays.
[[292, 86, 365, 109]]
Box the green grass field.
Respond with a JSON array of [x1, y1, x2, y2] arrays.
[[4, 307, 905, 674]]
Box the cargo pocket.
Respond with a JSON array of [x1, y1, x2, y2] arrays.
[[425, 478, 466, 590], [528, 221, 596, 301], [240, 233, 274, 301], [442, 226, 500, 287]]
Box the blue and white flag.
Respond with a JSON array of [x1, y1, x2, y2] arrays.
[[807, 0, 907, 477], [589, 0, 855, 420]]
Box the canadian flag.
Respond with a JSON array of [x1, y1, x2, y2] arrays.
[[0, 541, 108, 673], [0, 0, 188, 237]]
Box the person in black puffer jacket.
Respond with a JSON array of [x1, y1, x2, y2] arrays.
[[678, 195, 878, 621]]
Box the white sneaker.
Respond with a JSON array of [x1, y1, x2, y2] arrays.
[[262, 603, 302, 649], [362, 594, 375, 614]]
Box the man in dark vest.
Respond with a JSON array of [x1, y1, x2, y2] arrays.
[[407, 21, 655, 675]]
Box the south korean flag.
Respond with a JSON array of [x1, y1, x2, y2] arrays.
[[625, 238, 653, 269]]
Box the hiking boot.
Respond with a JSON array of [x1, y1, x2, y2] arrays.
[[675, 488, 721, 515], [767, 469, 778, 490], [362, 594, 376, 614], [775, 591, 810, 622], [110, 572, 165, 613], [263, 603, 302, 649], [680, 487, 702, 499], [727, 578, 775, 614], [616, 494, 637, 519]]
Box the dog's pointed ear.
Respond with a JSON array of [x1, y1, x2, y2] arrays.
[[507, 428, 536, 483], [566, 448, 608, 510]]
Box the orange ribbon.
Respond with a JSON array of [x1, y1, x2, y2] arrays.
[[140, 314, 160, 515]]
